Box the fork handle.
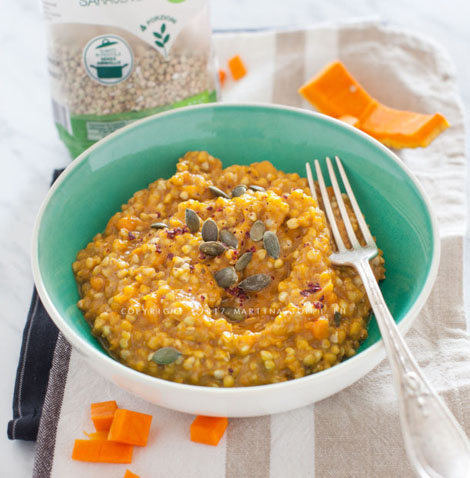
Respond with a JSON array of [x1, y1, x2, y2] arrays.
[[356, 259, 470, 478]]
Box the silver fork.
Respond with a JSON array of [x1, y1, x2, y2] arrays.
[[307, 156, 470, 478]]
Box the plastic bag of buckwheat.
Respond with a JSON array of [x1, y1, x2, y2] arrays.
[[41, 0, 218, 158]]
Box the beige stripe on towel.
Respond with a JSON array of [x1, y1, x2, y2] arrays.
[[272, 29, 306, 106], [226, 416, 271, 478]]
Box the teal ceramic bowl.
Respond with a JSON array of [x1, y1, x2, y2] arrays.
[[32, 104, 439, 416]]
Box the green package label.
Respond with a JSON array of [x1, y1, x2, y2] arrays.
[[55, 90, 217, 158]]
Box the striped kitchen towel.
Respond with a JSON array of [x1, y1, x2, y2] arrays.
[[33, 21, 469, 478]]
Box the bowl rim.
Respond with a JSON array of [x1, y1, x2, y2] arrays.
[[31, 102, 441, 398]]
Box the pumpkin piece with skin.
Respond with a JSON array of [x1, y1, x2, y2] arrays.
[[359, 103, 450, 148], [299, 60, 376, 119], [298, 60, 449, 149]]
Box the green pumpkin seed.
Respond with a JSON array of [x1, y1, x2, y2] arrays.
[[263, 230, 280, 259], [201, 218, 218, 242], [214, 267, 238, 288], [334, 311, 342, 327], [199, 241, 226, 256], [235, 251, 253, 271], [222, 306, 246, 323], [185, 208, 200, 233], [232, 185, 247, 198], [249, 184, 266, 192], [150, 222, 168, 229], [250, 220, 265, 242], [209, 185, 229, 199], [150, 347, 182, 365], [238, 273, 272, 292], [220, 229, 238, 248]]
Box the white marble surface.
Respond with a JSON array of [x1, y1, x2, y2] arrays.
[[0, 0, 469, 476]]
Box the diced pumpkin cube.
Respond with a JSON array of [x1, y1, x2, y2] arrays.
[[218, 69, 227, 86], [228, 55, 247, 81], [124, 470, 141, 478], [91, 400, 118, 432], [108, 409, 153, 447], [311, 318, 330, 340], [116, 215, 141, 231], [72, 439, 133, 463], [190, 416, 228, 446]]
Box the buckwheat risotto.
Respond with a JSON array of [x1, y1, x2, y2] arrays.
[[73, 151, 385, 387]]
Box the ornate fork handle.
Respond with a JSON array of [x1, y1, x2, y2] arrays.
[[356, 259, 470, 478]]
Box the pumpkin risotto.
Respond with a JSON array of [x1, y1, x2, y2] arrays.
[[73, 151, 385, 387]]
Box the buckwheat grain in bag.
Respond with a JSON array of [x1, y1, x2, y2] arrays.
[[41, 0, 217, 157]]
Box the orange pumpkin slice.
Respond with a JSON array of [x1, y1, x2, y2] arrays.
[[360, 103, 449, 149], [299, 60, 449, 148], [299, 61, 376, 120]]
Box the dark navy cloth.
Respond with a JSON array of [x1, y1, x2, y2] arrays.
[[8, 170, 64, 441]]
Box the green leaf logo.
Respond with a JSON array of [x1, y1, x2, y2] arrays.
[[153, 23, 171, 58], [153, 23, 171, 55]]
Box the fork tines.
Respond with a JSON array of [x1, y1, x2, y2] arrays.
[[306, 156, 376, 253]]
